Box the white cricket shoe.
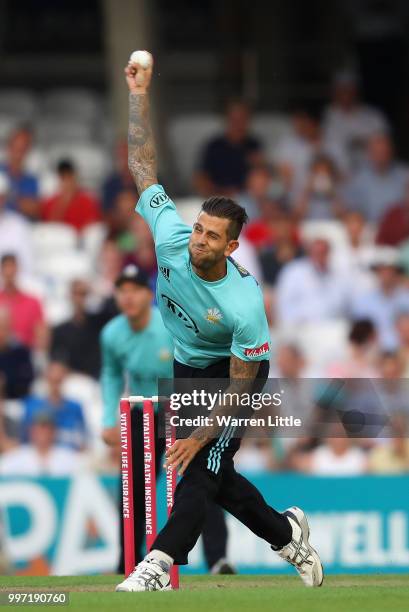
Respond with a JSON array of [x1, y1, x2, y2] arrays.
[[276, 506, 324, 587], [115, 558, 172, 592]]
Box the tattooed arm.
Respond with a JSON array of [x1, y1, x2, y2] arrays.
[[124, 53, 157, 195], [190, 356, 261, 445], [165, 356, 261, 474]]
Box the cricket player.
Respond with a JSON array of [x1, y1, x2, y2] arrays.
[[101, 264, 233, 573], [116, 53, 323, 592]]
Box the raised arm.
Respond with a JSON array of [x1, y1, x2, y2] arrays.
[[124, 52, 157, 195]]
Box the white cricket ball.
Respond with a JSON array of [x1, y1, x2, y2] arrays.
[[129, 50, 152, 69]]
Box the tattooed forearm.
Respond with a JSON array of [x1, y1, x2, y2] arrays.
[[190, 357, 260, 445], [128, 92, 157, 194]]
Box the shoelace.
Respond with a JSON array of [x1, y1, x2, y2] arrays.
[[128, 561, 166, 590], [287, 539, 314, 569]]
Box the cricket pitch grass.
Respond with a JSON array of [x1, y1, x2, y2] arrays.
[[1, 574, 408, 612]]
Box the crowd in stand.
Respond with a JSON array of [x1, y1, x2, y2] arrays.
[[1, 70, 409, 477]]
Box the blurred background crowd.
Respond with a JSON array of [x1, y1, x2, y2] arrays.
[[1, 0, 409, 479]]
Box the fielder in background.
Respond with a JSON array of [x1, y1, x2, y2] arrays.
[[101, 264, 233, 573], [116, 51, 324, 593]]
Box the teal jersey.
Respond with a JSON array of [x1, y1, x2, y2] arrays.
[[100, 307, 173, 427], [136, 184, 271, 368]]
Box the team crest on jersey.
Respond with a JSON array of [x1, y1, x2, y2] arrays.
[[150, 192, 169, 208], [205, 308, 223, 324]]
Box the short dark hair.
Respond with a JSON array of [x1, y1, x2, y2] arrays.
[[201, 196, 248, 240], [349, 319, 375, 345], [1, 253, 17, 266], [57, 159, 76, 175]]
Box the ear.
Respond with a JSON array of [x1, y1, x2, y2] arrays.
[[224, 240, 239, 257]]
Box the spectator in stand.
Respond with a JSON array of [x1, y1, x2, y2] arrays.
[[344, 133, 408, 223], [122, 215, 158, 285], [276, 238, 350, 324], [352, 249, 409, 350], [0, 254, 48, 351], [256, 214, 303, 287], [194, 100, 263, 197], [291, 423, 368, 475], [376, 180, 409, 246], [327, 319, 379, 378], [0, 173, 34, 277], [294, 155, 345, 220], [102, 139, 137, 214], [275, 106, 347, 202], [368, 415, 409, 474], [331, 211, 376, 297], [41, 160, 101, 232], [105, 188, 135, 239], [0, 126, 39, 220], [22, 362, 87, 451], [50, 279, 110, 379], [0, 306, 33, 399], [323, 70, 389, 167], [237, 164, 283, 222], [0, 411, 82, 476], [396, 312, 409, 377], [93, 239, 124, 303]]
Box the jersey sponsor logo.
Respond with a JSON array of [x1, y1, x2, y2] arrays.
[[228, 256, 250, 278], [244, 342, 269, 358], [161, 294, 199, 334], [150, 192, 170, 208], [204, 308, 223, 324], [160, 266, 171, 282]]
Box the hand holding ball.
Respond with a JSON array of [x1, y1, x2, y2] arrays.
[[125, 50, 153, 93]]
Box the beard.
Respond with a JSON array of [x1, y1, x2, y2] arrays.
[[188, 242, 222, 271]]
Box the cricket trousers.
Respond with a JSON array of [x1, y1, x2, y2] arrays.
[[151, 358, 292, 565], [117, 407, 228, 571]]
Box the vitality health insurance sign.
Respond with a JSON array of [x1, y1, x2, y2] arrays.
[[0, 474, 409, 574]]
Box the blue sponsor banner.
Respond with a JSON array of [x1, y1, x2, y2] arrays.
[[0, 473, 408, 575]]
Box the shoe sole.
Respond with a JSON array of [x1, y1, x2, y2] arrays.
[[115, 584, 173, 592], [285, 506, 324, 587]]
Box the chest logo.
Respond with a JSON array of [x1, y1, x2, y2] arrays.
[[205, 308, 223, 324], [161, 294, 199, 334]]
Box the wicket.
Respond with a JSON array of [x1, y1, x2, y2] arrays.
[[119, 395, 179, 589]]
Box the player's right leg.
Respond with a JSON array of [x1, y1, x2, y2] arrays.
[[215, 460, 324, 587]]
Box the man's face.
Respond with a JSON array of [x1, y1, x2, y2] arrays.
[[1, 259, 18, 285], [226, 103, 250, 141], [70, 280, 89, 310], [116, 282, 152, 319], [308, 239, 330, 268], [30, 422, 55, 450], [368, 135, 393, 169], [277, 346, 303, 378], [377, 265, 399, 291], [333, 83, 358, 109], [7, 131, 31, 166], [188, 212, 238, 271], [46, 362, 67, 393]]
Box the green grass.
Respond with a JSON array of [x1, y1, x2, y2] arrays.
[[0, 574, 408, 612]]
